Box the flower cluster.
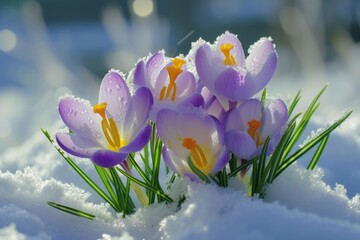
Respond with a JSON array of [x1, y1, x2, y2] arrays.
[[48, 31, 350, 218], [56, 32, 287, 182]]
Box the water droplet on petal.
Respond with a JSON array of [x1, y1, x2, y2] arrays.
[[89, 119, 94, 124], [107, 88, 112, 93]]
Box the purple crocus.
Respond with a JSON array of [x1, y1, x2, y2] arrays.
[[56, 70, 153, 168], [195, 32, 277, 110], [156, 106, 229, 179], [225, 98, 288, 160], [132, 51, 203, 119]]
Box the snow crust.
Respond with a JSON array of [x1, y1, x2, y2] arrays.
[[1, 122, 360, 239]]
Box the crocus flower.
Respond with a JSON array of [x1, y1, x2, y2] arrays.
[[195, 32, 277, 110], [156, 106, 229, 179], [56, 70, 153, 168], [225, 98, 288, 160], [132, 51, 203, 119]]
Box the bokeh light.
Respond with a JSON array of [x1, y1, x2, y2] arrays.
[[0, 29, 17, 52], [132, 0, 154, 18]]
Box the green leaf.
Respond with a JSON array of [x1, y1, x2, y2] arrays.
[[48, 202, 95, 220], [255, 136, 270, 194], [288, 90, 301, 117], [276, 110, 352, 176], [281, 85, 327, 161], [227, 156, 260, 178], [307, 133, 330, 170], [94, 165, 120, 210], [187, 156, 210, 183], [265, 120, 296, 184], [41, 129, 119, 212], [115, 167, 173, 203], [261, 88, 267, 104]]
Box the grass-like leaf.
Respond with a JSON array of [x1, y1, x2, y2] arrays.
[[187, 157, 210, 183], [115, 167, 173, 203], [48, 202, 95, 220], [276, 110, 352, 176], [307, 133, 330, 170], [288, 90, 301, 117], [227, 156, 260, 178], [41, 129, 119, 212]]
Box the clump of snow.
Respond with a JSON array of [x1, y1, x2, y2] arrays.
[[2, 120, 360, 239]]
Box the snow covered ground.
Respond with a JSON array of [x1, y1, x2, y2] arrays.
[[1, 126, 360, 239], [1, 79, 360, 239]]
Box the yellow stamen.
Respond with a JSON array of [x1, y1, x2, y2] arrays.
[[220, 43, 236, 65], [182, 137, 209, 171], [93, 102, 122, 151], [159, 58, 186, 102], [247, 119, 262, 147]]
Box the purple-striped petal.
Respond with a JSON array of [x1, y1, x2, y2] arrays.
[[146, 52, 166, 88], [91, 150, 128, 168], [120, 124, 151, 153], [56, 132, 102, 158], [58, 96, 103, 144], [211, 146, 230, 174], [98, 71, 130, 122], [260, 99, 288, 139], [134, 60, 146, 86], [235, 99, 263, 130], [195, 44, 217, 91], [173, 71, 196, 101], [156, 109, 186, 156], [214, 68, 255, 101], [122, 87, 153, 140], [177, 111, 212, 148], [225, 130, 257, 160], [216, 32, 246, 67], [162, 147, 178, 172], [246, 38, 277, 93], [179, 93, 205, 108]]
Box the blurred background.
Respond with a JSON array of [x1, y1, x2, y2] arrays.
[[1, 0, 360, 194]]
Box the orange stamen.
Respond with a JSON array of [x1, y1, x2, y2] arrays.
[[219, 43, 236, 65], [247, 119, 262, 147], [159, 58, 186, 102], [93, 102, 122, 151], [182, 137, 208, 170]]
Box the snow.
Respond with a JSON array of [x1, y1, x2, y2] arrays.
[[1, 120, 360, 239]]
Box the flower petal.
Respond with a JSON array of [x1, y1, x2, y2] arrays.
[[225, 130, 257, 160], [162, 147, 178, 173], [211, 146, 230, 174], [58, 96, 104, 143], [99, 71, 130, 122], [195, 44, 217, 91], [120, 124, 151, 153], [246, 38, 277, 93], [173, 71, 196, 101], [146, 52, 166, 89], [216, 32, 246, 67], [134, 60, 146, 86], [122, 87, 153, 141], [177, 110, 212, 148], [214, 68, 255, 101], [56, 132, 102, 158], [260, 99, 288, 139], [233, 99, 263, 131], [91, 150, 128, 168], [156, 109, 185, 156]]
